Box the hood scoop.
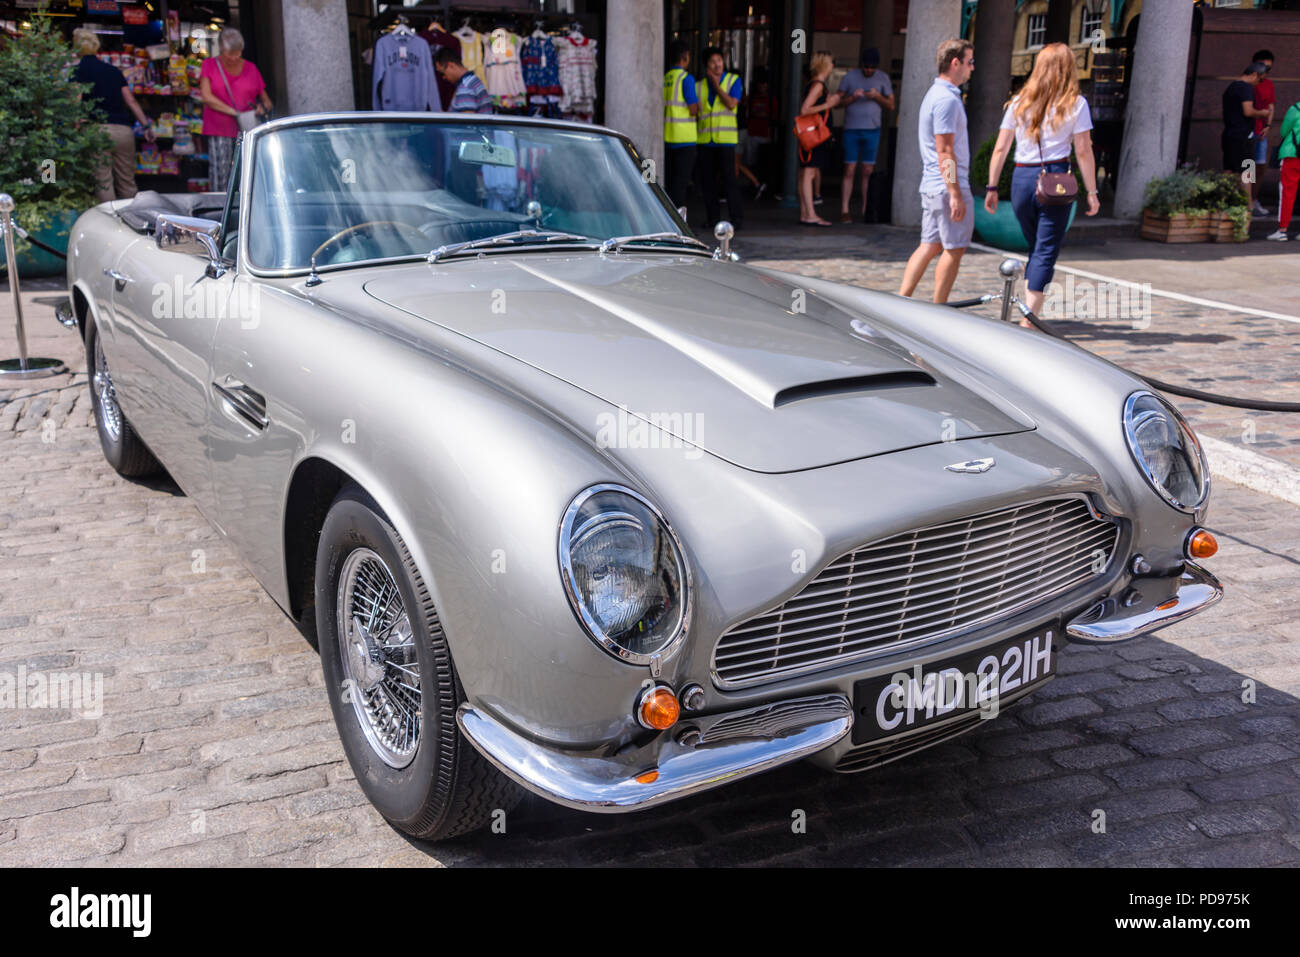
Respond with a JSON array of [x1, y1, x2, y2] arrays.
[[361, 256, 1035, 472], [773, 371, 936, 408]]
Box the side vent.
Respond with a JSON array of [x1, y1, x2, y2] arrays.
[[772, 371, 935, 408]]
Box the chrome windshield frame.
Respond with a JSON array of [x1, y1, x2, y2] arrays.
[[236, 112, 689, 280]]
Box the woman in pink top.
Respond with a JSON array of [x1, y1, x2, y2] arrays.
[[199, 27, 272, 193]]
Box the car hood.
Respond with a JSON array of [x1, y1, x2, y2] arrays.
[[362, 253, 1035, 472]]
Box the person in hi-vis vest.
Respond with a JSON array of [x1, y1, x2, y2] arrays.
[[663, 40, 699, 211], [694, 47, 744, 231]]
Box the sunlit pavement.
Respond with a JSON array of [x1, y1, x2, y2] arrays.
[[1, 280, 1297, 866]]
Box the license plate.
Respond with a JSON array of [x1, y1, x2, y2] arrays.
[[851, 624, 1059, 745]]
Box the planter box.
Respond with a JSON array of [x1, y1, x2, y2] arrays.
[[1140, 209, 1211, 243], [0, 207, 78, 278], [1208, 210, 1247, 243]]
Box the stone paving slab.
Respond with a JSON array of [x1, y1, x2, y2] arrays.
[[0, 281, 1297, 867]]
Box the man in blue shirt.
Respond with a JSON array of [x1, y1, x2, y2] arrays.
[[836, 47, 893, 222], [899, 39, 974, 304], [435, 49, 493, 113], [694, 47, 744, 231], [663, 40, 699, 210]]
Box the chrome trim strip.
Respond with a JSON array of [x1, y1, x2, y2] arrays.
[[457, 695, 852, 813], [1066, 560, 1222, 643]]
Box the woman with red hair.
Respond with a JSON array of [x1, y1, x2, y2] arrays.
[[983, 43, 1100, 318]]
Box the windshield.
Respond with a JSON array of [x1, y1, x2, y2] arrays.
[[245, 120, 683, 270]]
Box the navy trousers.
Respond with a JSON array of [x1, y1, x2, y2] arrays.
[[1010, 161, 1073, 292]]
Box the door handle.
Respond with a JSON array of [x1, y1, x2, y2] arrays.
[[103, 268, 133, 285], [213, 377, 269, 432]]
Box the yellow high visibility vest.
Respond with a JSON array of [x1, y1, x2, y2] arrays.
[[664, 67, 697, 144], [697, 71, 739, 145]]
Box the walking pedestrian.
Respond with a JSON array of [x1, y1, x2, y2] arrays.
[[435, 49, 494, 113], [1266, 99, 1299, 241], [1222, 63, 1268, 182], [199, 28, 272, 193], [981, 42, 1100, 319], [797, 53, 843, 226], [663, 40, 699, 211], [694, 47, 744, 231], [836, 47, 893, 223], [71, 28, 155, 202], [898, 39, 975, 304], [1250, 50, 1275, 216]]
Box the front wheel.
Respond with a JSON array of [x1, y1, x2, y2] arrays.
[[315, 486, 521, 840], [84, 318, 161, 477]]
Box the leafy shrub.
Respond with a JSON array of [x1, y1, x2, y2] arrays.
[[0, 12, 110, 256]]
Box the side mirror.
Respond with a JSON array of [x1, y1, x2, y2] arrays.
[[156, 213, 227, 278]]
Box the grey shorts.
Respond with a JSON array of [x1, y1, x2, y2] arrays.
[[920, 188, 974, 249]]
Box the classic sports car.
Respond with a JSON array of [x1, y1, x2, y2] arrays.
[[66, 113, 1222, 840]]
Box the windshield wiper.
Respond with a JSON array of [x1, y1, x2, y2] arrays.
[[597, 232, 710, 255], [427, 229, 592, 263]]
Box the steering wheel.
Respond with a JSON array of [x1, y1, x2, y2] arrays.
[[312, 220, 429, 264]]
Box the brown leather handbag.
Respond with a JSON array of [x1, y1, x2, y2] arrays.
[[1034, 138, 1078, 206]]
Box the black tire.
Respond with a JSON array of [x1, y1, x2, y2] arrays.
[[84, 318, 161, 477], [315, 485, 522, 840]]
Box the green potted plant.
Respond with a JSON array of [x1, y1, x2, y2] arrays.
[[970, 135, 1079, 251], [1197, 170, 1250, 243], [1139, 167, 1249, 243], [0, 11, 110, 277]]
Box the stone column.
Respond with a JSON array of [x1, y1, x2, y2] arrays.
[[966, 0, 1015, 148], [1113, 0, 1193, 218], [606, 0, 665, 180], [277, 0, 354, 115], [781, 0, 808, 209], [891, 0, 960, 227]]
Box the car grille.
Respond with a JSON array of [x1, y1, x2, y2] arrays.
[[712, 497, 1119, 689], [834, 709, 988, 773]]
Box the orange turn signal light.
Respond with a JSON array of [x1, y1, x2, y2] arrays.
[[635, 769, 660, 784], [1186, 529, 1218, 561], [638, 686, 681, 731]]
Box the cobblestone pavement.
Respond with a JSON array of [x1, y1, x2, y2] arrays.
[[1, 288, 1298, 867], [740, 227, 1300, 471]]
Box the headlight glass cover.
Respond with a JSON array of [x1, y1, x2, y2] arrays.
[[1123, 391, 1208, 511], [559, 485, 690, 663]]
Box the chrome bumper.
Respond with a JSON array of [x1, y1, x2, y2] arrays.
[[457, 694, 853, 813], [1066, 560, 1222, 643]]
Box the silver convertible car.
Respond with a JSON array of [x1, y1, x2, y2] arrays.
[[66, 113, 1222, 840]]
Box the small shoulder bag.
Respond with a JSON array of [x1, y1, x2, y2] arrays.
[[1034, 136, 1077, 206], [215, 59, 261, 133]]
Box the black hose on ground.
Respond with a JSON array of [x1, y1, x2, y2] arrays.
[[1013, 302, 1300, 413]]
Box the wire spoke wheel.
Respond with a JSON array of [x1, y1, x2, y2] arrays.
[[92, 334, 123, 442], [337, 547, 421, 769]]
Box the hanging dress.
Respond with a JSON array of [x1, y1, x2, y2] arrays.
[[483, 28, 526, 110], [455, 27, 486, 84]]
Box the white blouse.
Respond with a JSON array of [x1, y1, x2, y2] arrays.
[[1001, 96, 1093, 163]]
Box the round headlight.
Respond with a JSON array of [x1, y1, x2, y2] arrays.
[[559, 484, 690, 664], [1123, 391, 1208, 511]]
